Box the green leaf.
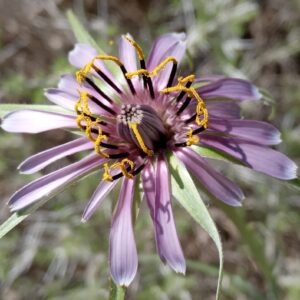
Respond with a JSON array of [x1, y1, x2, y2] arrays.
[[287, 178, 300, 192], [192, 145, 243, 165], [168, 153, 223, 300], [66, 10, 105, 55], [0, 104, 72, 119]]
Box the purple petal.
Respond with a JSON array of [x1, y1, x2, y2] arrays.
[[209, 119, 281, 145], [46, 74, 118, 116], [45, 88, 78, 111], [147, 33, 186, 90], [109, 177, 138, 286], [175, 148, 244, 206], [198, 78, 262, 101], [206, 101, 241, 119], [147, 33, 186, 70], [18, 137, 94, 174], [142, 157, 186, 273], [68, 44, 122, 93], [9, 154, 105, 211], [119, 34, 137, 72], [57, 74, 79, 95], [68, 43, 97, 69], [81, 179, 119, 222], [1, 110, 76, 133], [200, 135, 298, 180]]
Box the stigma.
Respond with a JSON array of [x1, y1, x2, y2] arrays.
[[117, 104, 167, 155]]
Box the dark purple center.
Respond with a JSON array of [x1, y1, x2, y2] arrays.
[[117, 104, 167, 152]]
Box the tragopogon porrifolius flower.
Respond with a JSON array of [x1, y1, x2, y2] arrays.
[[1, 33, 297, 286]]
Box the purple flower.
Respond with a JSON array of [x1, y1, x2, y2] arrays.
[[1, 33, 297, 286]]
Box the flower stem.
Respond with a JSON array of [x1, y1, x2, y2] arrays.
[[109, 278, 126, 300]]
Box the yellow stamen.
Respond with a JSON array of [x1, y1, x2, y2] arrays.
[[186, 128, 200, 146], [129, 122, 154, 156], [76, 55, 124, 85], [150, 56, 177, 76], [126, 56, 178, 80], [123, 35, 145, 61], [178, 74, 196, 84], [94, 133, 109, 158], [126, 69, 149, 79], [102, 163, 113, 181], [111, 158, 135, 179]]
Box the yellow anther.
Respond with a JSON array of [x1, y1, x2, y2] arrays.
[[76, 55, 124, 85], [79, 91, 92, 115], [126, 69, 149, 79], [95, 55, 123, 66], [160, 85, 191, 94], [150, 56, 177, 76], [178, 74, 195, 84], [123, 35, 145, 61], [102, 163, 113, 181], [76, 60, 95, 84], [111, 158, 135, 179], [94, 133, 109, 158], [186, 128, 200, 146], [160, 77, 209, 129], [129, 122, 154, 156]]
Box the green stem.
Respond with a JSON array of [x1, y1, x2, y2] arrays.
[[109, 279, 126, 300]]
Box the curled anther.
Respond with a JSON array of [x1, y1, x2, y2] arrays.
[[186, 128, 200, 146], [123, 35, 145, 61]]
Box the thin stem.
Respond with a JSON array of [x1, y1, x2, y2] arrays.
[[109, 278, 126, 300]]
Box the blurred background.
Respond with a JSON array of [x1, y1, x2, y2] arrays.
[[0, 0, 299, 299]]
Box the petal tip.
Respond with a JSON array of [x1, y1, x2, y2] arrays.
[[81, 217, 87, 223]]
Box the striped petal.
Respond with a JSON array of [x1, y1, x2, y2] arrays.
[[9, 154, 104, 211], [198, 78, 261, 101], [109, 177, 138, 286], [119, 34, 137, 72], [175, 148, 244, 206], [18, 137, 94, 174], [1, 110, 76, 133], [200, 135, 298, 180], [147, 33, 186, 90], [142, 157, 186, 273], [68, 43, 98, 69], [209, 119, 281, 145], [81, 179, 119, 222], [206, 102, 241, 119]]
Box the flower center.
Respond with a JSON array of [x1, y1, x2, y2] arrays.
[[117, 104, 167, 155]]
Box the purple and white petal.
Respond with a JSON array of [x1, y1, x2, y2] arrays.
[[147, 33, 186, 90], [45, 88, 79, 111], [68, 43, 98, 69], [209, 119, 281, 145], [1, 110, 76, 133], [119, 34, 138, 72], [147, 33, 186, 70], [142, 156, 186, 273], [206, 102, 241, 119], [18, 137, 94, 174], [81, 179, 119, 222], [109, 177, 138, 286], [9, 154, 105, 211], [68, 44, 123, 93], [198, 78, 262, 101], [200, 135, 298, 180], [175, 148, 244, 206]]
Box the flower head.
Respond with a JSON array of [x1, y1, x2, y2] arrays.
[[1, 33, 297, 286]]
